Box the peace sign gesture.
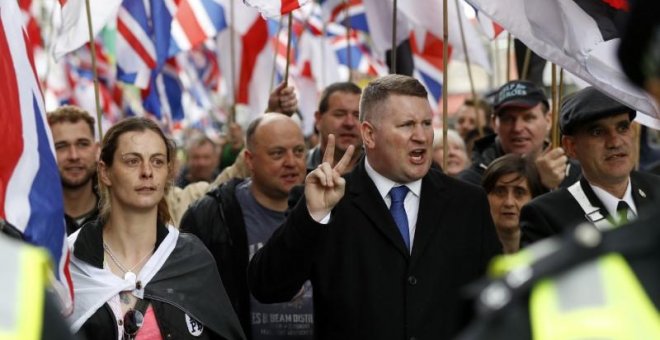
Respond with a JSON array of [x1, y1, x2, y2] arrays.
[[305, 134, 355, 221]]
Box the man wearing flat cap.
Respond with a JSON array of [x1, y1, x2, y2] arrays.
[[459, 80, 580, 190], [456, 3, 660, 339], [520, 86, 660, 245]]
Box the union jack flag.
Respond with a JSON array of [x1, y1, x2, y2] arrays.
[[410, 30, 451, 111], [0, 0, 73, 314], [243, 0, 311, 18], [170, 0, 228, 55]]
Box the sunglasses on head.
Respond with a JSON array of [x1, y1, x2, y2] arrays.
[[123, 309, 144, 340]]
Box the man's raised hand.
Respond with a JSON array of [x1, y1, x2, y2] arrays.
[[305, 134, 355, 221]]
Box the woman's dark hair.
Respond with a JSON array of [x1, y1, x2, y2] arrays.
[[98, 117, 176, 224], [482, 154, 545, 198]]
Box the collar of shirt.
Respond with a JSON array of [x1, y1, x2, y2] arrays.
[[589, 178, 637, 218], [365, 156, 422, 252], [364, 156, 422, 203]]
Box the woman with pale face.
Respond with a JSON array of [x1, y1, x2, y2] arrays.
[[67, 118, 245, 340], [482, 154, 543, 253], [432, 129, 470, 176]]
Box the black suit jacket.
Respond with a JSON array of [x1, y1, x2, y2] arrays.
[[248, 161, 501, 340], [521, 171, 660, 246]]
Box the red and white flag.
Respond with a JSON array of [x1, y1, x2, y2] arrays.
[[53, 0, 121, 60], [242, 0, 310, 18], [398, 0, 491, 73], [466, 0, 660, 128], [0, 0, 73, 314]]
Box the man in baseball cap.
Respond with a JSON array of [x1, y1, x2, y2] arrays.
[[459, 80, 580, 191], [521, 86, 660, 244]]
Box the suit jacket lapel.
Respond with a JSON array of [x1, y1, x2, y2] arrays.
[[348, 161, 410, 258], [630, 171, 653, 217], [410, 171, 448, 268], [579, 176, 611, 220]]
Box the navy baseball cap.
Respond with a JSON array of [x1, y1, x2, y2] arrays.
[[493, 80, 549, 115], [560, 87, 636, 135]]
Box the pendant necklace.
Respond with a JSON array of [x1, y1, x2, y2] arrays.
[[103, 242, 152, 284]]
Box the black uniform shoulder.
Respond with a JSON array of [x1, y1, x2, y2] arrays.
[[524, 186, 572, 209]]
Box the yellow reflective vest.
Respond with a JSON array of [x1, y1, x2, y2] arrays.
[[0, 235, 51, 340]]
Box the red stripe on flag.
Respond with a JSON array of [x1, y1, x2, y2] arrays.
[[281, 0, 301, 14], [175, 0, 207, 47], [410, 32, 452, 72], [0, 17, 24, 219], [238, 19, 268, 104], [117, 18, 157, 68]]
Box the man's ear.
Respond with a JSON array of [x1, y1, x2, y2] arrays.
[[360, 121, 375, 149], [545, 111, 552, 134], [562, 135, 577, 159], [98, 161, 112, 187], [244, 149, 254, 173], [94, 142, 101, 160]]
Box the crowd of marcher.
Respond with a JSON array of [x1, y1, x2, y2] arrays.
[[3, 1, 660, 339]]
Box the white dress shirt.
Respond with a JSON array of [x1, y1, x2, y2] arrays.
[[590, 178, 637, 224], [364, 156, 422, 249]]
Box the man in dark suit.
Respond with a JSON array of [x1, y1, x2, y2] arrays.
[[248, 74, 501, 340], [521, 87, 660, 245]]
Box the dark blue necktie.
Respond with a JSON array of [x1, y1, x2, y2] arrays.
[[389, 186, 410, 251]]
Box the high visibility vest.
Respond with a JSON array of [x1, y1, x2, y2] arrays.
[[530, 253, 660, 339], [0, 236, 51, 340]]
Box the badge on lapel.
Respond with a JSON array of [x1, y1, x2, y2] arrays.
[[185, 314, 204, 337]]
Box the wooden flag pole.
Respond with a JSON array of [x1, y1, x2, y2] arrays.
[[84, 0, 103, 140], [283, 12, 293, 87], [550, 64, 560, 148], [454, 0, 481, 137], [270, 16, 284, 93], [521, 47, 531, 80], [229, 0, 237, 122], [344, 0, 353, 82], [506, 33, 512, 82], [391, 0, 398, 74], [442, 0, 449, 172]]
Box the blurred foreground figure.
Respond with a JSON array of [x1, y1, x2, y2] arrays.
[[0, 218, 73, 340]]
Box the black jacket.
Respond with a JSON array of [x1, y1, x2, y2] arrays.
[[520, 171, 660, 246], [180, 178, 252, 337], [458, 134, 581, 189]]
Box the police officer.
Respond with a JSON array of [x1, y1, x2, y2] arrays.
[[457, 1, 660, 338], [0, 218, 74, 340]]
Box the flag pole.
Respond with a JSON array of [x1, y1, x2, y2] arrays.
[[521, 47, 531, 80], [442, 0, 449, 172], [506, 33, 512, 82], [550, 64, 560, 148], [84, 0, 103, 140], [454, 0, 481, 137], [390, 0, 398, 74], [270, 16, 284, 93], [343, 0, 352, 82], [283, 12, 293, 87], [229, 0, 237, 123]]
